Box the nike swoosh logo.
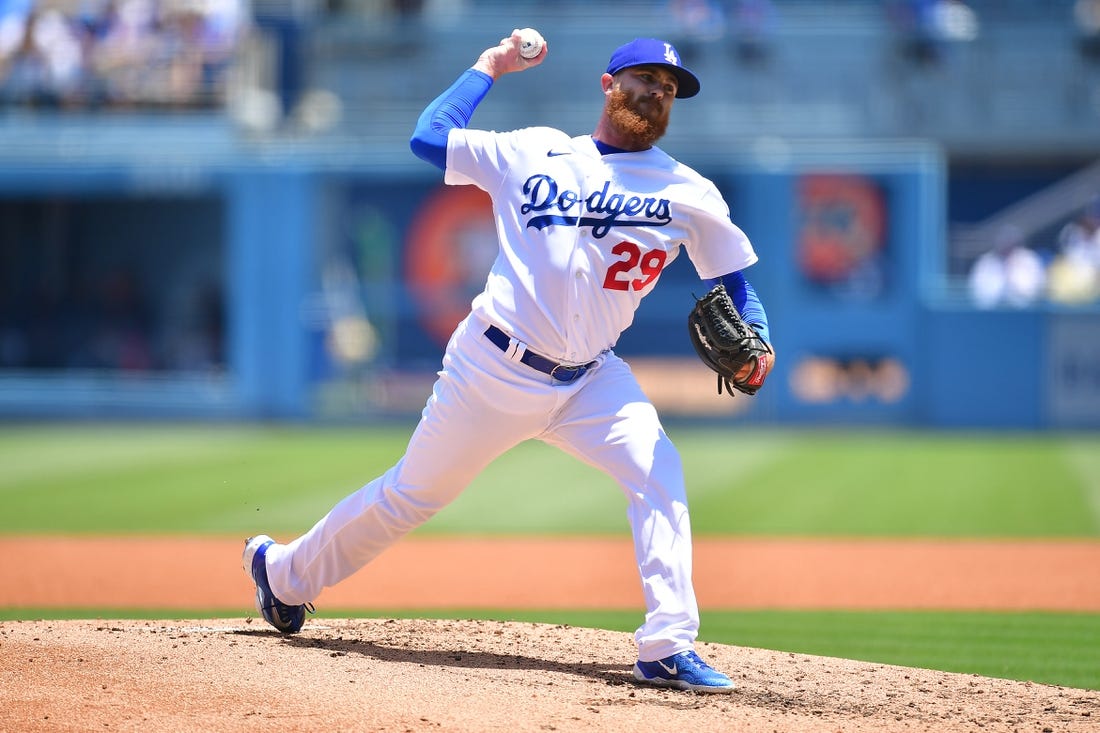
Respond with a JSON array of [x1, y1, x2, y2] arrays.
[[546, 150, 571, 157], [657, 660, 678, 675]]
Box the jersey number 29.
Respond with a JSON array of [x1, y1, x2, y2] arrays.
[[602, 241, 668, 292]]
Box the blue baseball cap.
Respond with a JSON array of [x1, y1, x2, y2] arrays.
[[605, 38, 701, 99]]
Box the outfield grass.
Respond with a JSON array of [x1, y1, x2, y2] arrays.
[[2, 423, 1098, 537], [3, 422, 1099, 690]]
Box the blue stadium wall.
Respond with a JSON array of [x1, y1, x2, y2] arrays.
[[0, 140, 1097, 428]]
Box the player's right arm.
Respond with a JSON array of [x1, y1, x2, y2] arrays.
[[409, 70, 493, 170], [409, 30, 547, 171]]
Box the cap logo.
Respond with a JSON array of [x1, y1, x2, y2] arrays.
[[663, 43, 679, 66]]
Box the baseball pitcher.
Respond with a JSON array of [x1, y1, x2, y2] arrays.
[[244, 30, 774, 694]]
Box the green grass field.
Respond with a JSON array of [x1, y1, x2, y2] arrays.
[[3, 423, 1099, 689]]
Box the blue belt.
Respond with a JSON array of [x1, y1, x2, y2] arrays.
[[484, 325, 596, 383]]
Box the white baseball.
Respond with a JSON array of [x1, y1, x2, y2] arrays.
[[518, 28, 544, 59]]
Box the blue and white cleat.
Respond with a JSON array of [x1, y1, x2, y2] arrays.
[[242, 535, 313, 634], [632, 649, 736, 693]]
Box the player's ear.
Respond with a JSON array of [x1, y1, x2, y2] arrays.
[[600, 73, 615, 94]]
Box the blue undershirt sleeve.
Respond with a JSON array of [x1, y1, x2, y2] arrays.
[[409, 69, 494, 171], [708, 270, 771, 344]]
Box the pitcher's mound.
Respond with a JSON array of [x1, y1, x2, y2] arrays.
[[2, 618, 1097, 732]]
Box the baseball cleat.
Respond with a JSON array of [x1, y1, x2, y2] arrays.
[[632, 649, 736, 693], [242, 535, 313, 634]]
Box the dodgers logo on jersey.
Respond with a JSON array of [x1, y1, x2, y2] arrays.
[[519, 174, 672, 239]]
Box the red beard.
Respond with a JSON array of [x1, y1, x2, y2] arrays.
[[605, 89, 669, 149]]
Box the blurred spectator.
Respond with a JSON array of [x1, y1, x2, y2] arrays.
[[0, 0, 242, 111], [888, 0, 978, 67], [156, 0, 240, 108], [253, 0, 307, 121], [391, 0, 422, 19], [967, 225, 1045, 309], [91, 0, 242, 108], [1075, 0, 1100, 61], [726, 0, 777, 67], [665, 0, 725, 65], [85, 0, 162, 106], [1047, 196, 1100, 305], [932, 0, 978, 41], [0, 3, 86, 107]]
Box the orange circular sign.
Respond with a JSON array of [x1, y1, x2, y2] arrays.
[[405, 185, 496, 345], [797, 174, 886, 284]]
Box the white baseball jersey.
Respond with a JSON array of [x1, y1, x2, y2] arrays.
[[261, 122, 760, 665], [446, 127, 758, 364]]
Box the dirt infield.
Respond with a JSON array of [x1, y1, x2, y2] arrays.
[[4, 536, 1100, 611], [2, 536, 1100, 732], [4, 618, 1098, 733]]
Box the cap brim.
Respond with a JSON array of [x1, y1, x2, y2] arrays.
[[663, 65, 700, 98]]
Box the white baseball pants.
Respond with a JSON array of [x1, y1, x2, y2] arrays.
[[264, 313, 701, 661]]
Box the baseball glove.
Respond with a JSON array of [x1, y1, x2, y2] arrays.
[[688, 283, 773, 396]]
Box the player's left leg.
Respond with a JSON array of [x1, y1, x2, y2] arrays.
[[540, 354, 700, 662], [545, 356, 734, 692]]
